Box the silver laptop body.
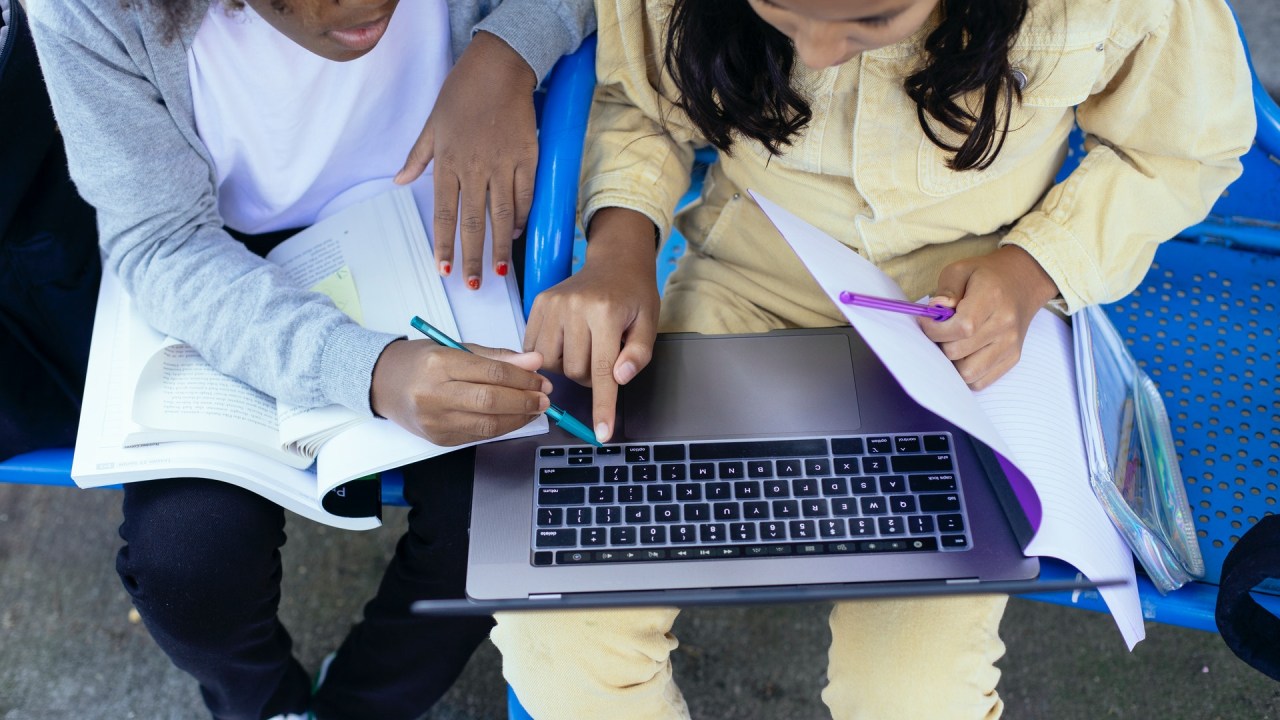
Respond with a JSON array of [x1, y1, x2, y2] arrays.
[[458, 327, 1039, 605]]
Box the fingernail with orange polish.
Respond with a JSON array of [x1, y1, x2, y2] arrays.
[[495, 262, 509, 277], [439, 261, 452, 276], [467, 276, 480, 290]]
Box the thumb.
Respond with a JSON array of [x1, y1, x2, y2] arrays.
[[395, 127, 436, 185], [932, 262, 977, 309]]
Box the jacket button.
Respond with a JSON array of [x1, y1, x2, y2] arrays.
[[1011, 68, 1028, 90]]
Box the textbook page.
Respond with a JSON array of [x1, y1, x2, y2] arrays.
[[71, 271, 379, 530], [299, 187, 549, 494], [128, 337, 311, 469], [753, 192, 1143, 649]]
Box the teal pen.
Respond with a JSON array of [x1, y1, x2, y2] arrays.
[[409, 316, 603, 447]]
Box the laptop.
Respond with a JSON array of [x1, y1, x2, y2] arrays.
[[413, 326, 1099, 614]]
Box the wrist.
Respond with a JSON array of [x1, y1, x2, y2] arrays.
[[468, 31, 537, 93], [999, 245, 1060, 308], [369, 338, 410, 420], [585, 207, 660, 266]]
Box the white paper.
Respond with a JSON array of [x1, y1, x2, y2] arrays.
[[752, 191, 1144, 648]]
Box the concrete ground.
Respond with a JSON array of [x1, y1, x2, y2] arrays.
[[3, 1, 1279, 718]]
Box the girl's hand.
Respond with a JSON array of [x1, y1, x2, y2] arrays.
[[524, 208, 662, 444], [395, 31, 538, 290], [369, 339, 551, 446], [918, 246, 1060, 391]]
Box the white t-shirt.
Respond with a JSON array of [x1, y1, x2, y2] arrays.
[[188, 0, 451, 234]]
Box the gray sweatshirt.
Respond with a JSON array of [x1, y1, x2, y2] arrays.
[[27, 0, 593, 415]]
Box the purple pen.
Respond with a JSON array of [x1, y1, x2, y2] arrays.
[[837, 291, 955, 322]]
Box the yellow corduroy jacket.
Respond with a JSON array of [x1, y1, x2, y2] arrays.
[[580, 0, 1257, 321]]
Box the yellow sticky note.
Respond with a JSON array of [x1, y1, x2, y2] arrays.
[[311, 266, 364, 325]]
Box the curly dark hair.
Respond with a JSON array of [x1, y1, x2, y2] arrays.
[[663, 0, 1030, 171], [140, 0, 258, 41]]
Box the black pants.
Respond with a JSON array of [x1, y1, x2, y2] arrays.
[[116, 449, 493, 720]]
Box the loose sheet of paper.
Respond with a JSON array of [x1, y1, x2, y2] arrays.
[[751, 192, 1144, 648]]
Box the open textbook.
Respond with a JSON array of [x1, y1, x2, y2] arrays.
[[73, 187, 547, 530], [752, 192, 1144, 649]]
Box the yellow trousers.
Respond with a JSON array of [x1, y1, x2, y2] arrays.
[[493, 251, 1011, 719]]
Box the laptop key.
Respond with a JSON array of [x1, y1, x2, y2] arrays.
[[567, 507, 592, 526], [941, 534, 969, 549], [833, 457, 860, 474], [866, 437, 892, 454], [761, 522, 787, 541], [717, 462, 744, 479], [582, 528, 607, 546], [661, 464, 687, 481], [684, 503, 711, 522], [535, 529, 576, 547], [690, 463, 716, 480], [538, 487, 585, 505], [647, 485, 673, 502], [748, 460, 774, 478], [831, 498, 858, 516], [640, 526, 667, 544], [595, 506, 620, 524], [610, 527, 637, 545], [937, 513, 965, 532], [589, 486, 615, 504], [908, 515, 936, 534], [700, 524, 726, 542], [618, 486, 644, 503], [789, 520, 816, 540], [889, 495, 917, 514], [805, 458, 832, 475], [763, 480, 789, 498], [908, 473, 956, 492], [860, 497, 887, 514], [539, 467, 600, 485], [820, 519, 845, 538], [537, 508, 563, 526], [624, 446, 651, 463], [878, 517, 904, 535], [567, 456, 593, 465], [706, 482, 731, 500], [891, 454, 954, 472], [654, 504, 681, 523], [772, 500, 799, 518], [894, 435, 922, 453], [633, 464, 657, 482], [923, 434, 950, 452], [802, 499, 829, 517], [713, 502, 740, 520], [625, 506, 652, 524], [676, 483, 702, 501], [730, 522, 756, 542], [831, 437, 864, 455], [671, 525, 696, 543], [849, 518, 875, 536], [920, 494, 962, 512], [733, 481, 761, 499], [743, 501, 769, 519], [775, 459, 802, 477], [822, 477, 848, 496], [850, 477, 876, 494], [879, 475, 906, 493], [689, 439, 827, 460], [603, 466, 629, 483], [653, 444, 685, 461], [791, 478, 819, 497]]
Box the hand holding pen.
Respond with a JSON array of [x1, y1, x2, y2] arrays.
[[411, 317, 603, 447], [367, 321, 553, 447]]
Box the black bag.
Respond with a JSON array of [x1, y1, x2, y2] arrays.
[[0, 0, 100, 460], [1215, 515, 1280, 682]]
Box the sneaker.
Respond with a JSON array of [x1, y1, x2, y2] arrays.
[[313, 651, 337, 694]]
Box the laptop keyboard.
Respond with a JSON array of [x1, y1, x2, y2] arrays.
[[530, 433, 974, 567]]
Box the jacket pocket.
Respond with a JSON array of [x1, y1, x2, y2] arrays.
[[917, 41, 1105, 197]]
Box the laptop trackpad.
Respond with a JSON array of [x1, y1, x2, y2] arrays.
[[621, 332, 862, 440]]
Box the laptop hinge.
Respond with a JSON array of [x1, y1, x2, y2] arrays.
[[528, 593, 563, 600], [945, 578, 981, 584]]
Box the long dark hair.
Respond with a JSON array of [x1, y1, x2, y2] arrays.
[[663, 0, 1029, 171]]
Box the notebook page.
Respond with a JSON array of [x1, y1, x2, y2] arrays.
[[974, 313, 1144, 649], [752, 192, 1143, 648]]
